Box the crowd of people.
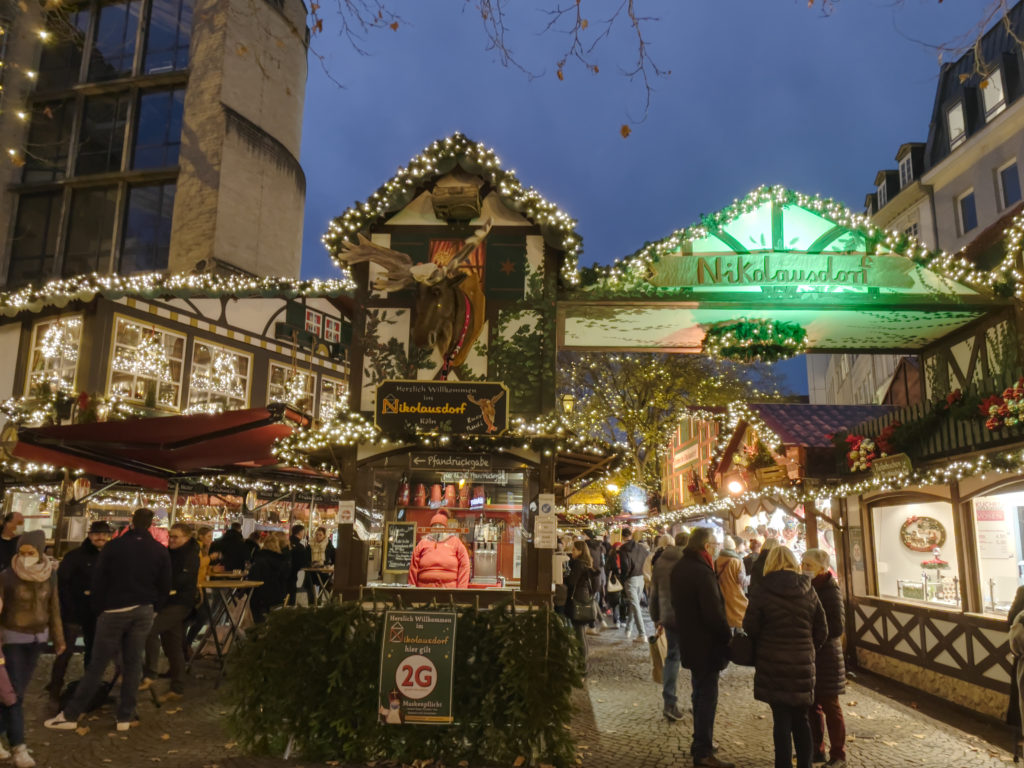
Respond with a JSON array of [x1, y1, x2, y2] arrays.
[[557, 526, 848, 768], [0, 509, 335, 767]]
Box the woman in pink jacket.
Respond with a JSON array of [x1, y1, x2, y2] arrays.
[[408, 512, 471, 589]]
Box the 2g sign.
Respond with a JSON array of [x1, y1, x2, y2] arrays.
[[395, 654, 437, 699]]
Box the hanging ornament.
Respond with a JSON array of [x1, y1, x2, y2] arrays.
[[701, 318, 808, 363], [284, 372, 308, 407], [40, 318, 81, 363]]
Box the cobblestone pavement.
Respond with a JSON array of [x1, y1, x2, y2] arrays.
[[574, 618, 1016, 768], [7, 620, 1019, 768]]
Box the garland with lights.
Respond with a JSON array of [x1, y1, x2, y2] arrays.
[[323, 132, 583, 284], [701, 318, 807, 364], [0, 272, 355, 316], [574, 185, 1003, 299]]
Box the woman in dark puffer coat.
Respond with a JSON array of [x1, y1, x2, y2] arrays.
[[744, 545, 827, 768], [802, 548, 847, 768]]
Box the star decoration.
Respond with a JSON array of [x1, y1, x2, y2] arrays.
[[499, 259, 516, 275]]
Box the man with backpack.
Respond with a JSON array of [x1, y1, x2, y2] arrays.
[[618, 528, 649, 642]]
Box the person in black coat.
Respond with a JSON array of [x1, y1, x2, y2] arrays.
[[250, 534, 291, 622], [142, 523, 199, 700], [288, 524, 312, 606], [801, 549, 847, 768], [747, 537, 778, 591], [48, 520, 113, 698], [669, 527, 734, 768], [209, 523, 249, 572], [564, 541, 599, 668], [743, 545, 827, 768]]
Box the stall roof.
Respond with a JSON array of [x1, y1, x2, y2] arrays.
[[750, 403, 896, 448], [12, 404, 308, 490]]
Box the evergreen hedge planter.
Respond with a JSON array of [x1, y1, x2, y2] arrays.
[[223, 600, 582, 767]]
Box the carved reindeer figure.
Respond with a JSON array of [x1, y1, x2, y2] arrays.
[[338, 220, 492, 379]]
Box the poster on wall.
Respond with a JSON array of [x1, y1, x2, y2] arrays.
[[378, 610, 456, 725], [975, 499, 1013, 559], [849, 527, 865, 571]]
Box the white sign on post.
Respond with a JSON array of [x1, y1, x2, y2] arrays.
[[538, 493, 556, 516], [534, 515, 558, 549], [339, 500, 356, 525]]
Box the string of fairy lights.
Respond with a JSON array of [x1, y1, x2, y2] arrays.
[[322, 133, 584, 284], [0, 272, 355, 316], [575, 185, 1000, 298]]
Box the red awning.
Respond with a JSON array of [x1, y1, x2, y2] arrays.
[[13, 405, 306, 490]]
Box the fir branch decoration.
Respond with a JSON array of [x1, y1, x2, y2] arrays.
[[701, 318, 808, 363]]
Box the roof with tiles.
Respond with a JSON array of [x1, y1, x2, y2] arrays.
[[749, 402, 896, 448]]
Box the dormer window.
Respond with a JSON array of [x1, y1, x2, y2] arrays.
[[947, 102, 966, 150], [899, 156, 913, 189], [982, 68, 1007, 120], [877, 182, 888, 209]]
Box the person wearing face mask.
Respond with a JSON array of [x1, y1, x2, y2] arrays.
[[0, 530, 65, 768], [0, 515, 25, 572], [801, 549, 847, 768], [47, 520, 112, 701]]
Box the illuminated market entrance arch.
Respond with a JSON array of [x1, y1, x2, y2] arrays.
[[558, 186, 1013, 355]]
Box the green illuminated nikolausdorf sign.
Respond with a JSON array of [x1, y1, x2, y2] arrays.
[[558, 186, 1013, 356]]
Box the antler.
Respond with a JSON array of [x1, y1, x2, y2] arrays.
[[444, 218, 494, 277], [337, 234, 415, 292]]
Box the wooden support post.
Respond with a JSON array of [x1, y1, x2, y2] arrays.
[[333, 445, 362, 594], [804, 498, 819, 549]]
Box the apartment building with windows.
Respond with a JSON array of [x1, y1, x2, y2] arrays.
[[810, 1, 1024, 405], [0, 0, 309, 287]]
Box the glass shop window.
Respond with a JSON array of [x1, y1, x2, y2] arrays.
[[23, 100, 75, 183], [267, 363, 313, 413], [7, 193, 62, 287], [143, 0, 193, 73], [318, 376, 347, 422], [26, 315, 83, 396], [88, 0, 142, 81], [187, 340, 250, 412], [120, 183, 175, 273], [76, 93, 130, 175], [36, 8, 90, 92], [133, 88, 185, 169], [109, 316, 185, 408], [62, 186, 118, 276], [872, 500, 960, 608], [373, 467, 527, 588], [972, 491, 1024, 615]]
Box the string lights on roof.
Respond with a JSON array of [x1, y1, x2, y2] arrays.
[[0, 272, 355, 316], [322, 133, 584, 284], [575, 184, 1005, 297]]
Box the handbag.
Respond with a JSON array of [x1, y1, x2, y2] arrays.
[[728, 629, 755, 666], [570, 594, 598, 623], [649, 627, 668, 683], [606, 574, 624, 593]]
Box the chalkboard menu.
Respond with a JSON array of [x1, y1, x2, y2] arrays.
[[384, 522, 417, 574]]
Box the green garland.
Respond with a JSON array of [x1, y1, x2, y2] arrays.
[[701, 318, 808, 363]]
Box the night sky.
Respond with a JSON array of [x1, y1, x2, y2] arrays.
[[296, 2, 990, 392]]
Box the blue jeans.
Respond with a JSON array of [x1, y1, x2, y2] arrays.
[[3, 642, 43, 746], [662, 626, 681, 709], [770, 702, 812, 768], [690, 663, 720, 760], [624, 576, 646, 636], [65, 605, 154, 722]]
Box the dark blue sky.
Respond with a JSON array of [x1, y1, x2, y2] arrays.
[[297, 2, 989, 392]]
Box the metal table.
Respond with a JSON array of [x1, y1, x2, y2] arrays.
[[189, 578, 262, 683], [303, 567, 334, 607]]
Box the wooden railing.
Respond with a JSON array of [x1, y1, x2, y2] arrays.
[[854, 367, 1024, 461]]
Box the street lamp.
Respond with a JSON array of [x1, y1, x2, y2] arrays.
[[559, 392, 575, 415]]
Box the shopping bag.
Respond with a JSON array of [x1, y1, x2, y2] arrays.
[[649, 627, 668, 683]]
